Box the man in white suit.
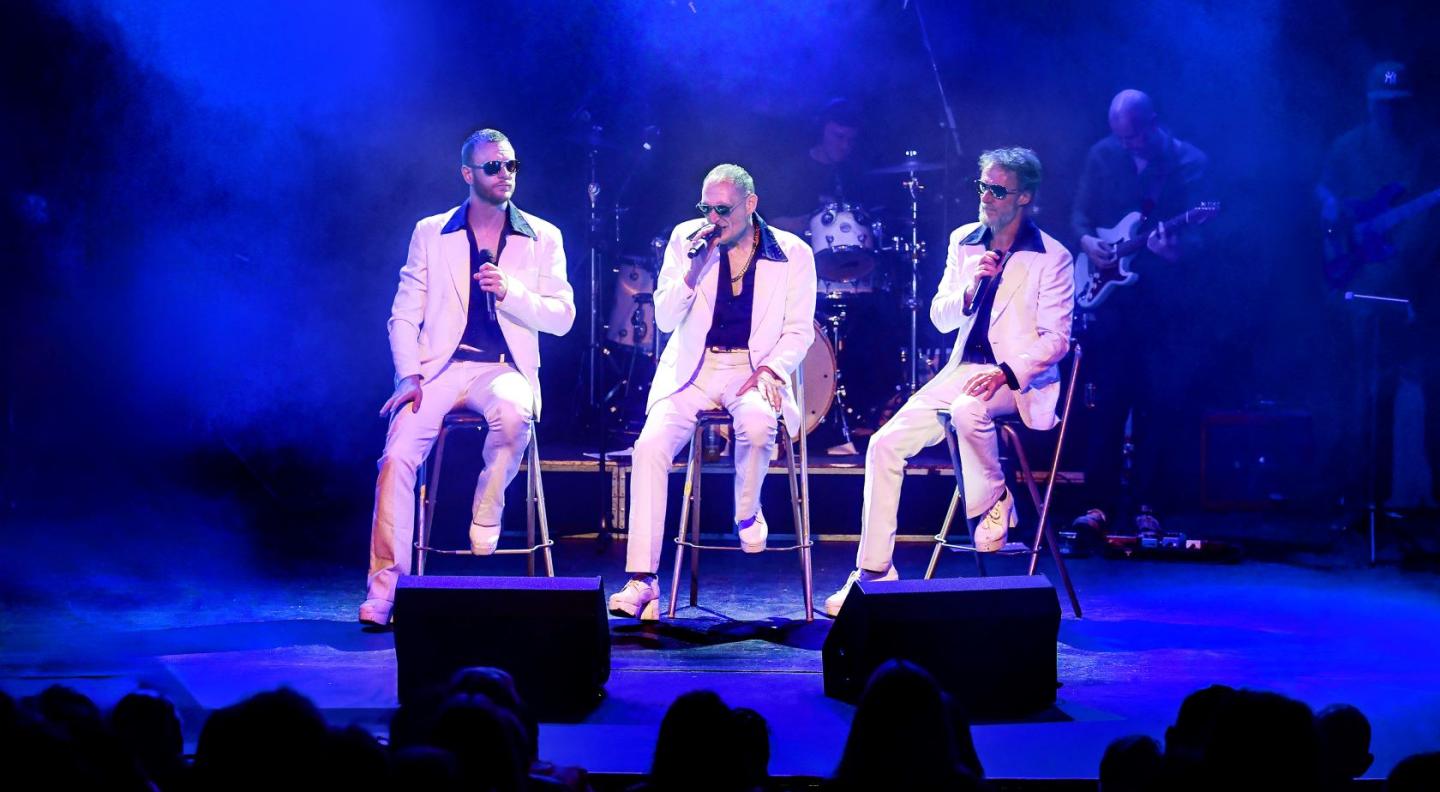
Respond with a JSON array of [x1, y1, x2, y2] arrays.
[[825, 147, 1074, 616], [608, 164, 817, 620], [360, 129, 575, 626]]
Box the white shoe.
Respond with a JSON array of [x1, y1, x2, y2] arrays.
[[823, 566, 899, 617], [737, 512, 768, 554], [469, 522, 501, 556], [974, 488, 1016, 552], [608, 577, 660, 620], [358, 598, 393, 626]]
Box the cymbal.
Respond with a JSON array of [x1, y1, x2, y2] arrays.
[[868, 158, 944, 175]]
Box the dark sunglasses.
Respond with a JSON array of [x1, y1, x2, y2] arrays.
[[469, 159, 520, 176], [973, 179, 1022, 199], [696, 202, 739, 217]]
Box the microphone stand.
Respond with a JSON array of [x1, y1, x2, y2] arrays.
[[1345, 290, 1414, 565]]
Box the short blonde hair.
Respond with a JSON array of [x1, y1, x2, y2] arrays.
[[703, 164, 755, 196]]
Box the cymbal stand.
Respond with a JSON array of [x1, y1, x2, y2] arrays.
[[820, 299, 857, 453], [900, 152, 928, 395], [583, 137, 617, 541]]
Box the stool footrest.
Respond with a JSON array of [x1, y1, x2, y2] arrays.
[[672, 537, 814, 552], [414, 540, 556, 557], [933, 537, 1037, 556]]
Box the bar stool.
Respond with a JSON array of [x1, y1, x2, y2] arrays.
[[926, 345, 1084, 617], [414, 410, 554, 577], [667, 380, 814, 621]]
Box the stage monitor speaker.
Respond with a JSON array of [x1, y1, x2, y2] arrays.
[[823, 575, 1060, 717], [394, 575, 610, 719]]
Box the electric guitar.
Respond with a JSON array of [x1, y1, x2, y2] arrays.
[[1074, 202, 1221, 309], [1323, 183, 1440, 288]]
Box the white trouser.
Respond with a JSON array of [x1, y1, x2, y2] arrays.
[[857, 362, 1017, 573], [627, 351, 777, 574], [367, 359, 535, 603]]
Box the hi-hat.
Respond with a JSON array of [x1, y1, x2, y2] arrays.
[[868, 158, 944, 175]]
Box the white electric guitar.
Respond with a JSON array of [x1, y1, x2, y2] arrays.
[[1074, 202, 1220, 309]]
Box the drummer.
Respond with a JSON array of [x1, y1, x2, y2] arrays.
[[769, 98, 865, 236]]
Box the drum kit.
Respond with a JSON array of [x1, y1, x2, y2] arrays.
[[603, 153, 947, 453]]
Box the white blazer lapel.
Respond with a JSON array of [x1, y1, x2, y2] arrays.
[[441, 231, 471, 309], [989, 251, 1031, 325], [749, 257, 785, 338]]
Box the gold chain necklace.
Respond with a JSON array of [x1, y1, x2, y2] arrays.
[[728, 226, 761, 297]]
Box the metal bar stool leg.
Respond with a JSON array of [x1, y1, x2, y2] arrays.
[[528, 428, 555, 577], [525, 432, 537, 578], [939, 412, 985, 575], [1002, 424, 1046, 516], [668, 431, 702, 619], [1031, 347, 1085, 617], [779, 419, 812, 621], [925, 489, 960, 580], [416, 449, 430, 576], [418, 423, 456, 575], [688, 426, 704, 609]]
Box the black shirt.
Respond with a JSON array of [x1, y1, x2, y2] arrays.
[[702, 215, 790, 350], [439, 200, 537, 363], [956, 217, 1047, 386]]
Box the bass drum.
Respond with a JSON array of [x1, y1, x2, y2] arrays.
[[798, 320, 837, 436]]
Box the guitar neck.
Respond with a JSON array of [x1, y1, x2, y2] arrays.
[[1113, 207, 1202, 257], [1365, 187, 1440, 234]]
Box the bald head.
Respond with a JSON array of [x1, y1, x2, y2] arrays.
[[1109, 90, 1155, 124], [1109, 89, 1160, 157]]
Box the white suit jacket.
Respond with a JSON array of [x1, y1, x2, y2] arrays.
[[648, 216, 817, 433], [930, 218, 1074, 430], [387, 200, 575, 418]]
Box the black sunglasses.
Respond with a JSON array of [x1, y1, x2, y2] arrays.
[[469, 159, 520, 176], [973, 179, 1022, 199], [695, 202, 739, 217]]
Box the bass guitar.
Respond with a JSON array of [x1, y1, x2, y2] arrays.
[[1323, 182, 1440, 288]]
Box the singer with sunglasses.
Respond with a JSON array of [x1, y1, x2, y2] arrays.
[[825, 147, 1074, 616], [608, 164, 817, 620], [358, 128, 575, 626]]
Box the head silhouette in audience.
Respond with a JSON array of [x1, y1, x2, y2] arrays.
[[732, 706, 771, 791], [643, 690, 746, 792], [195, 687, 331, 791], [427, 692, 529, 792], [830, 659, 978, 791], [109, 690, 185, 789], [449, 667, 538, 763], [1388, 751, 1440, 791], [1315, 703, 1373, 787], [1100, 734, 1163, 792], [1203, 689, 1318, 790]]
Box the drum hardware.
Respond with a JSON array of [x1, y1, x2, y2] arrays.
[[868, 157, 945, 175], [896, 149, 930, 395]]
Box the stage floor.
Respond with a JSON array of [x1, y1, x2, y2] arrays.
[[4, 528, 1439, 781]]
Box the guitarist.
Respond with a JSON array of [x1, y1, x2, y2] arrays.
[[1070, 89, 1208, 534], [1318, 61, 1440, 510]]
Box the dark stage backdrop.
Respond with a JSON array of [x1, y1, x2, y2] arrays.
[[3, 0, 1437, 577]]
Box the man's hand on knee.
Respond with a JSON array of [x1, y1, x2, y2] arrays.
[[380, 375, 424, 417]]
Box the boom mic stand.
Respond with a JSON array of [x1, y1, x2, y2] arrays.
[[1345, 290, 1414, 565]]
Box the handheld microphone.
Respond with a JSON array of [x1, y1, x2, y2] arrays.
[[963, 249, 1011, 316], [478, 249, 497, 321], [687, 223, 720, 259]]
